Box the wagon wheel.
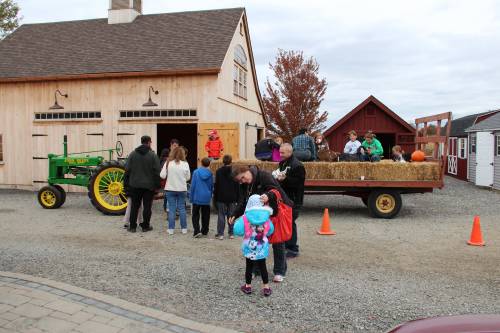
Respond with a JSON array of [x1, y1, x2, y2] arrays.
[[37, 185, 64, 209], [367, 189, 402, 219], [88, 161, 127, 215]]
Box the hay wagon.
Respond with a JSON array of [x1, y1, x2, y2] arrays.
[[304, 112, 451, 218], [212, 112, 451, 219]]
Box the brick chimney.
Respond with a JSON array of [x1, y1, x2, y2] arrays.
[[108, 0, 142, 24]]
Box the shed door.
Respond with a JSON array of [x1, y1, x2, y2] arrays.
[[198, 123, 239, 163], [447, 137, 457, 175], [475, 132, 494, 187]]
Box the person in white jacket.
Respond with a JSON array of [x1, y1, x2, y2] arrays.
[[160, 147, 191, 235], [340, 130, 362, 161]]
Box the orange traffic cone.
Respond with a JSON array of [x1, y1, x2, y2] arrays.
[[317, 208, 336, 235], [467, 216, 485, 246]]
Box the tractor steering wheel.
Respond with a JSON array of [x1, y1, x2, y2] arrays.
[[115, 141, 124, 157]]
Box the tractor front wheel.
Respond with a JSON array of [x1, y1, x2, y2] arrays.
[[38, 185, 64, 209], [88, 161, 127, 215]]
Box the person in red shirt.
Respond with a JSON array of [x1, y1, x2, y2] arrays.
[[205, 129, 224, 160]]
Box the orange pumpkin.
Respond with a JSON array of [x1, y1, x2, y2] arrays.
[[411, 150, 425, 162]]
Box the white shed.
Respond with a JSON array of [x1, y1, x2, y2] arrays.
[[465, 112, 500, 190]]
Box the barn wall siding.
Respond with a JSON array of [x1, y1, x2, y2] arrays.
[[494, 132, 500, 190]]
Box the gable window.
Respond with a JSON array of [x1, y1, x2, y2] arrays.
[[495, 134, 500, 156], [0, 134, 3, 162], [233, 44, 247, 99], [458, 138, 467, 159], [469, 135, 476, 154]]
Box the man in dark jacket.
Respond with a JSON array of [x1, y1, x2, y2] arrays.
[[214, 155, 239, 239], [276, 143, 306, 258], [124, 135, 161, 233]]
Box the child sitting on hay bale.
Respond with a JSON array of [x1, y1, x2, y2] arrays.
[[340, 130, 362, 162], [361, 131, 383, 162], [392, 145, 408, 163]]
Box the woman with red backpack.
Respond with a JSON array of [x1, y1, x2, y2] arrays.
[[229, 165, 293, 283]]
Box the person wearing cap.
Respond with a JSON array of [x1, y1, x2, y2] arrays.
[[205, 129, 224, 160], [233, 194, 275, 296]]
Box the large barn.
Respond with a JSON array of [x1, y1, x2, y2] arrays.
[[0, 2, 266, 191], [323, 95, 415, 159]]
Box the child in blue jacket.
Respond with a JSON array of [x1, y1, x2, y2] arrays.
[[190, 158, 213, 237], [233, 194, 274, 296]]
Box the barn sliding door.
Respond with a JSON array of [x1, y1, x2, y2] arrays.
[[198, 123, 239, 163]]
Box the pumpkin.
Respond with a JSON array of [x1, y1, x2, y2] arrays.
[[411, 150, 425, 162]]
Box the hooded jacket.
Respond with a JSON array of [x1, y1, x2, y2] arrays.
[[189, 167, 214, 205], [233, 195, 274, 260], [214, 165, 239, 203], [125, 144, 161, 191], [205, 134, 224, 158], [278, 154, 306, 207]]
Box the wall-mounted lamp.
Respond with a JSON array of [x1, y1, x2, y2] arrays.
[[49, 90, 68, 110], [143, 86, 159, 107]]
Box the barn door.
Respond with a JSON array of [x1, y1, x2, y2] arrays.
[[475, 132, 494, 187], [32, 125, 67, 190], [198, 123, 239, 163], [447, 137, 457, 175]]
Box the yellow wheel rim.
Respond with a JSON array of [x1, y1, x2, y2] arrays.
[[375, 194, 396, 214], [93, 167, 127, 211], [40, 190, 56, 207]]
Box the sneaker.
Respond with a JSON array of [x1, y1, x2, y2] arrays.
[[286, 251, 299, 259], [181, 229, 188, 234], [193, 233, 202, 238], [167, 229, 174, 235], [240, 285, 252, 294], [273, 275, 284, 283], [262, 287, 272, 297], [127, 228, 136, 233], [229, 235, 234, 239], [218, 235, 224, 240]]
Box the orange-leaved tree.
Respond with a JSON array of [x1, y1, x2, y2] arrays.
[[263, 49, 328, 142]]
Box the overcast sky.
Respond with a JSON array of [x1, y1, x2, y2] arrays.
[[16, 0, 500, 126]]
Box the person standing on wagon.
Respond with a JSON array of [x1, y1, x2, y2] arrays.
[[205, 129, 224, 161], [275, 143, 305, 260]]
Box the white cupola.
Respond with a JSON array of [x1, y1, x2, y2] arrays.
[[108, 0, 142, 24]]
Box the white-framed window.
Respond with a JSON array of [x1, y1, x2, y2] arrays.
[[233, 45, 248, 99], [469, 135, 476, 154], [0, 133, 3, 162], [458, 138, 467, 159], [495, 134, 500, 156]]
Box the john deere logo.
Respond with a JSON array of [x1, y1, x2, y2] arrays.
[[65, 158, 90, 164]]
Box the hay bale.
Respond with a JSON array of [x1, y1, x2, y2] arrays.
[[209, 159, 440, 181]]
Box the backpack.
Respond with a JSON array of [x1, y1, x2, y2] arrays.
[[254, 139, 274, 161], [268, 188, 293, 244]]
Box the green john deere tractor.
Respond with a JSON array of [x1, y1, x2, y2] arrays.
[[37, 135, 127, 215]]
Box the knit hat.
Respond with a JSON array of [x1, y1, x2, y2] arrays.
[[209, 129, 218, 137], [245, 194, 273, 214]]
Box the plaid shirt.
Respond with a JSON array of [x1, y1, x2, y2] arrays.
[[292, 134, 317, 159]]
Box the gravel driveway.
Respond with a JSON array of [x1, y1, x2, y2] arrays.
[[0, 176, 499, 333]]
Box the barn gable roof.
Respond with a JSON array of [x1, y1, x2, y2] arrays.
[[466, 111, 500, 132], [0, 8, 244, 82], [323, 95, 415, 137], [449, 110, 500, 136]]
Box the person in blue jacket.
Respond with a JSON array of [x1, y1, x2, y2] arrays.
[[190, 157, 214, 238]]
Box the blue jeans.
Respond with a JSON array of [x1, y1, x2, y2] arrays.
[[362, 154, 381, 162], [166, 191, 187, 230]]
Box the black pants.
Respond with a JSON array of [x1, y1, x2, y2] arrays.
[[272, 242, 287, 276], [192, 204, 210, 235], [129, 188, 154, 229], [285, 206, 301, 253], [246, 258, 268, 284]]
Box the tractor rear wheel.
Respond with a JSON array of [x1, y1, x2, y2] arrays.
[[88, 160, 127, 215], [38, 185, 64, 209]]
